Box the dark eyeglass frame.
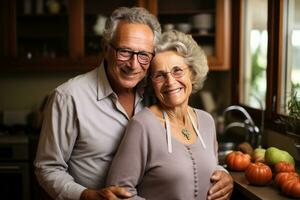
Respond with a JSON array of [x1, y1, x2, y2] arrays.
[[109, 43, 155, 65], [151, 66, 189, 83]]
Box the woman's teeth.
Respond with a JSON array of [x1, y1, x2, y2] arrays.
[[165, 88, 181, 94]]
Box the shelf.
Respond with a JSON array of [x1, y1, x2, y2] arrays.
[[191, 33, 215, 37], [3, 56, 101, 71], [155, 0, 231, 70], [157, 0, 215, 13], [158, 9, 215, 15], [17, 13, 68, 18], [1, 0, 230, 71], [84, 0, 136, 15], [17, 33, 67, 39]]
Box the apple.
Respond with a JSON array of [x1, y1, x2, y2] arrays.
[[237, 142, 253, 155], [252, 148, 266, 163], [265, 147, 295, 166]]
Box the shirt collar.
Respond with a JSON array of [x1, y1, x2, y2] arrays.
[[97, 62, 114, 101]]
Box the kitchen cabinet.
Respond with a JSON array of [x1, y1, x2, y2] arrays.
[[84, 0, 137, 56], [148, 0, 231, 70], [1, 0, 231, 71]]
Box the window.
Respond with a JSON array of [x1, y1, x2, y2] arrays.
[[280, 0, 300, 114], [232, 0, 300, 131], [240, 0, 268, 109]]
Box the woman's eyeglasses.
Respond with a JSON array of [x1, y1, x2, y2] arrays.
[[110, 43, 155, 65], [151, 66, 189, 83]]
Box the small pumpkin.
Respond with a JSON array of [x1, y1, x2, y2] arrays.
[[226, 151, 251, 171], [274, 161, 295, 174], [245, 162, 272, 186], [281, 177, 300, 198], [274, 172, 299, 188]]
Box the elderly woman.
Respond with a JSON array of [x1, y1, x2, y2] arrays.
[[106, 30, 233, 200]]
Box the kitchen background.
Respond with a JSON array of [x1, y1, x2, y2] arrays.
[[0, 0, 232, 127]]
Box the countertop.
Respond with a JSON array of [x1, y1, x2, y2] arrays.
[[230, 172, 293, 200]]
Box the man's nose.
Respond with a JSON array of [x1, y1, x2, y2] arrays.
[[129, 54, 140, 68]]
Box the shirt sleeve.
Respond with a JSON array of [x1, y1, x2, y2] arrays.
[[34, 90, 86, 200], [106, 118, 148, 200]]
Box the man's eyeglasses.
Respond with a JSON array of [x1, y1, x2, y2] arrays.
[[151, 66, 189, 83], [109, 43, 155, 65]]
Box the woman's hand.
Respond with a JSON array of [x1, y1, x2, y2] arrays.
[[80, 187, 132, 200], [207, 170, 233, 200]]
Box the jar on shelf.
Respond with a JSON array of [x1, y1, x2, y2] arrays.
[[46, 0, 61, 14]]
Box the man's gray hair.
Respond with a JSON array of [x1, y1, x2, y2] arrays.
[[103, 7, 161, 46]]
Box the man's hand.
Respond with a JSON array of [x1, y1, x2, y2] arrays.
[[80, 187, 132, 200], [207, 170, 233, 200]]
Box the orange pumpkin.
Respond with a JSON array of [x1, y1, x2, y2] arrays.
[[281, 177, 300, 198], [245, 162, 272, 186], [274, 161, 295, 174], [226, 151, 251, 171], [274, 172, 299, 188]]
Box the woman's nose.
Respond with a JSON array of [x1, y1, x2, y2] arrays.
[[165, 73, 176, 84]]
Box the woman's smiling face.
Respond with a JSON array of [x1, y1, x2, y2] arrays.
[[151, 51, 193, 109]]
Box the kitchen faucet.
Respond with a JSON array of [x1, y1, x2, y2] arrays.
[[222, 105, 262, 148]]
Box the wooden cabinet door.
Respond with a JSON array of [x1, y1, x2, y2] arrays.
[[1, 0, 230, 71], [146, 0, 231, 70]]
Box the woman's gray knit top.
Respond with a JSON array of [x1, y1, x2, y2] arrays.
[[106, 108, 225, 200]]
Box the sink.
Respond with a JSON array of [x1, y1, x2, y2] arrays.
[[218, 142, 236, 151]]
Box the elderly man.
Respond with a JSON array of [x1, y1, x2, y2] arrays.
[[34, 6, 233, 200]]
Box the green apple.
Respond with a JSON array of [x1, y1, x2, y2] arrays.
[[265, 147, 295, 166], [252, 148, 266, 163]]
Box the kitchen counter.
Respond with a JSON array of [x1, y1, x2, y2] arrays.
[[230, 172, 292, 200]]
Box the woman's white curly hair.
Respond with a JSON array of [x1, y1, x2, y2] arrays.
[[154, 30, 209, 93]]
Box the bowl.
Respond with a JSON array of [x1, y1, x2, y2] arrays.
[[163, 23, 175, 32], [192, 14, 214, 34], [176, 23, 192, 33]]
